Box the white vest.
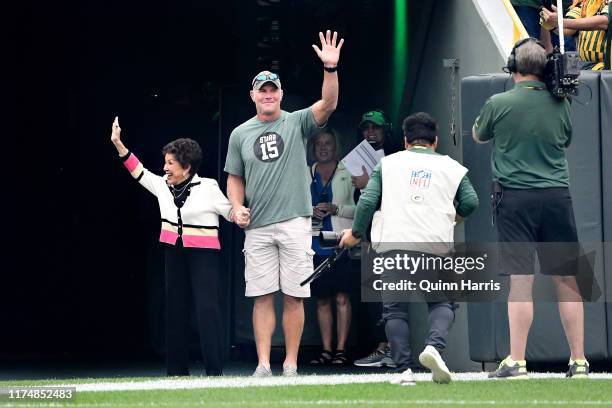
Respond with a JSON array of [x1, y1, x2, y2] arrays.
[[371, 150, 467, 253]]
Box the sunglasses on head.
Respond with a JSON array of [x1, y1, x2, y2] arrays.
[[252, 73, 279, 86]]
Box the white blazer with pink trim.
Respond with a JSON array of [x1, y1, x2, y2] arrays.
[[122, 152, 232, 250]]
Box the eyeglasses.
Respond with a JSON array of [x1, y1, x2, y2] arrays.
[[252, 73, 279, 86]]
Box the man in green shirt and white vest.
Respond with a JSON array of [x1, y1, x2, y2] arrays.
[[340, 112, 479, 385]]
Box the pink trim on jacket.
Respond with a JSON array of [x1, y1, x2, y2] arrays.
[[159, 227, 221, 250], [159, 229, 179, 245], [181, 235, 221, 250], [123, 154, 141, 173]]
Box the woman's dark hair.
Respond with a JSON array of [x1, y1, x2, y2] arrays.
[[402, 112, 438, 145], [161, 138, 202, 175]]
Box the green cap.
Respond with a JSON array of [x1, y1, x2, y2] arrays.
[[359, 110, 387, 128]]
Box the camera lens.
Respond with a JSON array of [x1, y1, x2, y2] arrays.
[[319, 231, 341, 248]]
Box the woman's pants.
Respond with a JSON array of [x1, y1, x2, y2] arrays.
[[165, 247, 223, 376]]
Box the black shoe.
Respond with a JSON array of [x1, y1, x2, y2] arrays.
[[331, 350, 350, 366], [310, 350, 333, 366], [354, 346, 396, 368], [566, 359, 589, 378], [488, 357, 528, 380]]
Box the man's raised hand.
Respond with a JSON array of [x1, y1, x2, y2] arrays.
[[312, 30, 344, 68]]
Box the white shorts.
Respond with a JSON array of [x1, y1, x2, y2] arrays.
[[244, 217, 314, 298]]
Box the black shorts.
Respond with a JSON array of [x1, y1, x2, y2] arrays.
[[495, 187, 579, 276], [311, 254, 353, 298]]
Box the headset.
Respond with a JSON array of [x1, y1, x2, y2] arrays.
[[505, 36, 580, 98], [505, 37, 546, 74]]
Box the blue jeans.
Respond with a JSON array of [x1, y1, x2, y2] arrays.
[[514, 5, 576, 51]]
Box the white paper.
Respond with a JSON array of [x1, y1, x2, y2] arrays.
[[341, 140, 385, 176]]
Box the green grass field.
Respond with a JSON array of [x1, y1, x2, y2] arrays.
[[1, 377, 611, 407]]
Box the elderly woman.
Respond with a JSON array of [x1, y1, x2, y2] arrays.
[[308, 127, 356, 366], [110, 117, 248, 376]]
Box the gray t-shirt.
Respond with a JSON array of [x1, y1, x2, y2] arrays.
[[224, 108, 321, 229]]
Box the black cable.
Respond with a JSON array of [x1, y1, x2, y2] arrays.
[[300, 248, 347, 286]]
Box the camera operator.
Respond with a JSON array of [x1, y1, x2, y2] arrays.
[[340, 112, 479, 385], [472, 38, 588, 379]]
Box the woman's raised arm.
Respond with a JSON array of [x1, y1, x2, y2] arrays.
[[111, 116, 129, 157]]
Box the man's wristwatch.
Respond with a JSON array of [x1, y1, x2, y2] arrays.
[[324, 66, 338, 73], [351, 230, 363, 239]]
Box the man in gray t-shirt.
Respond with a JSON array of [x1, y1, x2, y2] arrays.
[[224, 30, 344, 377], [224, 108, 319, 229]]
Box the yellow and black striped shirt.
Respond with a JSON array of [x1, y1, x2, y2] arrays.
[[566, 1, 609, 69]]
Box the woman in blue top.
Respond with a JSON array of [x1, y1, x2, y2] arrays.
[[308, 128, 356, 366]]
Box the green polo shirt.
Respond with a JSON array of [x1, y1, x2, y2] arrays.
[[352, 147, 479, 236], [474, 80, 572, 189]]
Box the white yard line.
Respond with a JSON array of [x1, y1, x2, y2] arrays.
[[3, 399, 612, 407], [42, 372, 612, 392]]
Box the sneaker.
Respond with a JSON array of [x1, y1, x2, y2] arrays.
[[252, 365, 273, 377], [354, 346, 397, 368], [389, 368, 416, 386], [566, 359, 589, 378], [419, 345, 451, 384], [488, 356, 528, 380], [283, 365, 298, 377]]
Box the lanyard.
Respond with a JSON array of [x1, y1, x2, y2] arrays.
[[311, 162, 338, 193]]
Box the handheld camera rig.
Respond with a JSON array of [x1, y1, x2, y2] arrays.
[[300, 231, 347, 286], [544, 0, 580, 98]]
